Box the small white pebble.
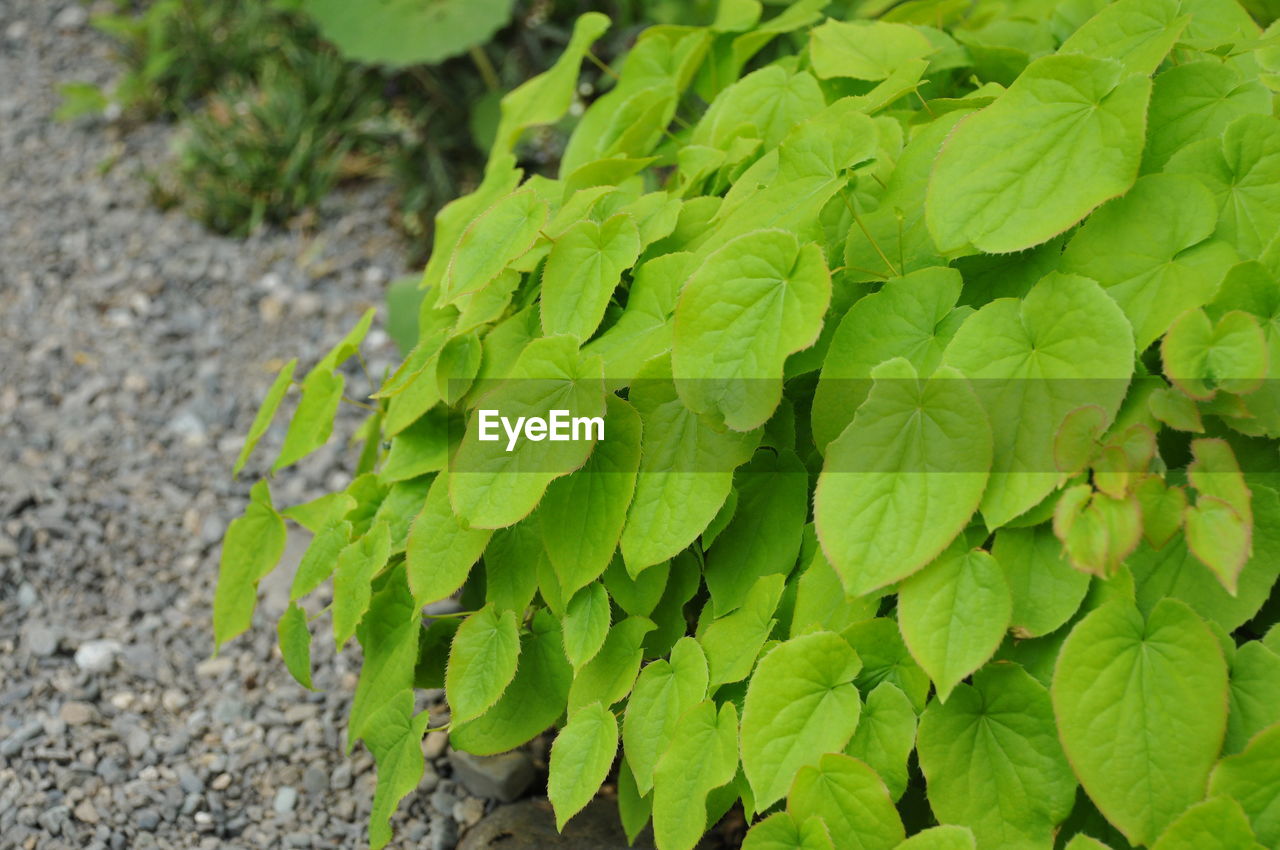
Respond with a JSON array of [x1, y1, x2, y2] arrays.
[[74, 639, 121, 673]]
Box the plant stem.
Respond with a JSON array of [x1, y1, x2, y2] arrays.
[[469, 45, 501, 93], [341, 395, 378, 412], [411, 67, 450, 109], [841, 188, 899, 277], [355, 351, 374, 385], [586, 50, 620, 81]]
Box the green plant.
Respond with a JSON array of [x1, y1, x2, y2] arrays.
[[57, 0, 302, 119], [55, 0, 387, 234], [217, 2, 1280, 849], [170, 50, 388, 235]]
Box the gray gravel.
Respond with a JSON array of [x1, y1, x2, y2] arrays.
[[0, 2, 508, 848]]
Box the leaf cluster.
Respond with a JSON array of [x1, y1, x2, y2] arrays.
[[219, 1, 1280, 848]]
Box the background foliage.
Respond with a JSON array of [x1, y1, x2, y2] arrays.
[[60, 0, 702, 247], [218, 0, 1280, 849]]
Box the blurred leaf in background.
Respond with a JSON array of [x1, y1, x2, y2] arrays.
[[301, 0, 519, 67]]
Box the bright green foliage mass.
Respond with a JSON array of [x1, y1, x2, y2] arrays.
[[1225, 640, 1280, 754], [1167, 114, 1280, 257], [216, 2, 1280, 847], [405, 472, 491, 604], [993, 524, 1091, 637]]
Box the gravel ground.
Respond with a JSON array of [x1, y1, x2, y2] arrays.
[[0, 3, 524, 848]]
